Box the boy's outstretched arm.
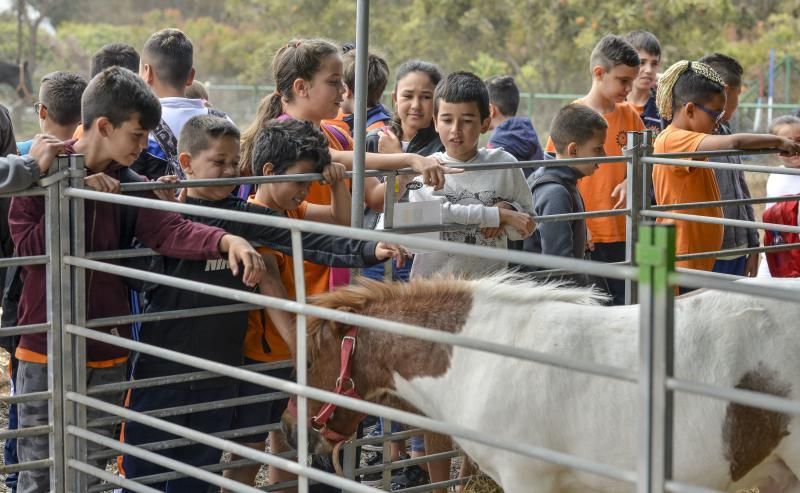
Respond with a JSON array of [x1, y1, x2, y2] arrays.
[[329, 148, 462, 190], [257, 253, 296, 355], [697, 133, 800, 155]]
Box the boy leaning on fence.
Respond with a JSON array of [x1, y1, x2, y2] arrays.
[[7, 67, 265, 493]]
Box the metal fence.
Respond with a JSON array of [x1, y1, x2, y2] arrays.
[[1, 129, 800, 493]]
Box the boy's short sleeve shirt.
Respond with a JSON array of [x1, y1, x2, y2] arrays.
[[545, 101, 645, 244], [653, 124, 723, 271]]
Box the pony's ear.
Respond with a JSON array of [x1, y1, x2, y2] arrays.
[[330, 306, 355, 337]]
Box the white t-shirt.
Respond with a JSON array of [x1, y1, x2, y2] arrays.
[[409, 147, 534, 278]]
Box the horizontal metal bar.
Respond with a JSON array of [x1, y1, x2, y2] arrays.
[[382, 223, 466, 235], [0, 424, 51, 440], [70, 459, 162, 493], [88, 391, 289, 428], [0, 458, 53, 474], [664, 479, 726, 493], [0, 254, 48, 268], [642, 156, 800, 176], [640, 210, 800, 234], [675, 242, 800, 261], [87, 360, 292, 395], [0, 187, 47, 199], [452, 155, 624, 171], [88, 423, 282, 461], [65, 187, 639, 279], [68, 424, 266, 493], [400, 477, 474, 493], [67, 396, 392, 493], [86, 456, 292, 493], [667, 377, 800, 416], [63, 260, 637, 383], [85, 302, 260, 328], [0, 322, 50, 338], [356, 450, 462, 475], [670, 271, 800, 303], [534, 208, 630, 223], [652, 148, 778, 159], [65, 327, 639, 484], [649, 193, 800, 212], [84, 248, 157, 261], [348, 427, 423, 447], [0, 390, 50, 405]]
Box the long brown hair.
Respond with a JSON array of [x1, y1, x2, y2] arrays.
[[240, 38, 339, 176]]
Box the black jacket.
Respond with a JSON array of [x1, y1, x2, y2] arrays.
[[135, 195, 383, 377]]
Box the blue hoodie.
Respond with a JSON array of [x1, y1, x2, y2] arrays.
[[487, 116, 543, 177]]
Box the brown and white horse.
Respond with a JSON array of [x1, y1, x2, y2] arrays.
[[280, 275, 800, 493]]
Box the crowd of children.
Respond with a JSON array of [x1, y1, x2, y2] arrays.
[[0, 24, 799, 493]]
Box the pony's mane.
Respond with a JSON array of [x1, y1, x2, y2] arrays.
[[306, 272, 606, 342]]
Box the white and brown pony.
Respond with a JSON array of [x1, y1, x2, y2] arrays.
[[280, 275, 800, 493]]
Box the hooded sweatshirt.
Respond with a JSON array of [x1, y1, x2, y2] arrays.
[[487, 117, 544, 177]]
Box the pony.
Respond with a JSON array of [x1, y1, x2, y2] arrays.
[[0, 60, 34, 101], [280, 274, 800, 493]]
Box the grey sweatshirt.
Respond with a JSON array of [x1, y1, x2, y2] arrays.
[[712, 123, 759, 252]]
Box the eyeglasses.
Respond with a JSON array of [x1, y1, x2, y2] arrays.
[[33, 101, 46, 113], [692, 102, 726, 125]]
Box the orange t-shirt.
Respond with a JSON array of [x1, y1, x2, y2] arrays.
[[545, 101, 645, 243], [652, 125, 723, 272]]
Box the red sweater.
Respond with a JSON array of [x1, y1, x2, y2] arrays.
[[9, 164, 227, 363]]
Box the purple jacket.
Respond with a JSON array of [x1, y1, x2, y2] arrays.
[[9, 164, 226, 362]]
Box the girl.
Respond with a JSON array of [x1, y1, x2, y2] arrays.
[[653, 60, 800, 280]]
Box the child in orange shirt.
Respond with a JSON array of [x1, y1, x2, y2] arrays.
[[653, 60, 800, 278], [545, 34, 644, 304]]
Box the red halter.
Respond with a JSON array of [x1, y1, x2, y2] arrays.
[[288, 326, 365, 443]]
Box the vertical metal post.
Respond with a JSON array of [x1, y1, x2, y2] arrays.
[[342, 440, 358, 484], [635, 223, 676, 493], [382, 174, 396, 280], [381, 419, 393, 488], [291, 229, 309, 493], [64, 154, 88, 490], [47, 155, 68, 491], [350, 0, 370, 229], [625, 132, 643, 305]]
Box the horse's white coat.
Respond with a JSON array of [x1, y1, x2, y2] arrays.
[[391, 277, 800, 493]]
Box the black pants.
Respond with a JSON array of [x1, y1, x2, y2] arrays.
[[590, 241, 627, 305]]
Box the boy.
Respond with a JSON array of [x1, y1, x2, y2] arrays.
[[325, 49, 392, 136], [524, 104, 607, 287], [544, 34, 645, 305], [410, 72, 535, 277], [698, 53, 760, 277], [18, 71, 87, 154], [625, 30, 664, 133], [8, 67, 264, 493], [485, 75, 544, 176], [121, 115, 403, 492], [90, 42, 140, 77], [137, 28, 229, 180]]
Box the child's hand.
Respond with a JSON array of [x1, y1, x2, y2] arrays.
[[85, 173, 120, 193], [745, 253, 759, 277], [321, 162, 347, 184], [611, 178, 627, 209], [776, 137, 800, 157], [154, 175, 185, 202], [218, 234, 265, 287], [499, 209, 535, 239], [411, 155, 463, 191], [377, 128, 402, 154], [375, 242, 411, 268], [483, 202, 516, 239], [28, 134, 66, 175], [586, 228, 595, 252]]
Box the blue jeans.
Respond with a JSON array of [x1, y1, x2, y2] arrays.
[[712, 256, 747, 276]]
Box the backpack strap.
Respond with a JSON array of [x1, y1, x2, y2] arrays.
[[323, 123, 352, 150], [151, 119, 184, 179]]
